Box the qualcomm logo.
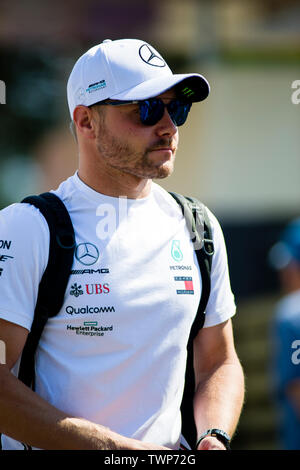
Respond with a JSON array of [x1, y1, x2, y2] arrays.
[[139, 44, 166, 68], [75, 243, 99, 266]]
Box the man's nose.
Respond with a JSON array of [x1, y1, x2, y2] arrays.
[[155, 108, 178, 137]]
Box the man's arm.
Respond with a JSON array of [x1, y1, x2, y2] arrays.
[[0, 319, 169, 450], [193, 319, 244, 450]]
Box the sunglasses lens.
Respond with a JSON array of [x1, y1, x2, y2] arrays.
[[139, 99, 164, 126], [168, 101, 192, 126], [138, 99, 192, 126]]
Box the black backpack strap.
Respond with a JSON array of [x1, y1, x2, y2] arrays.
[[169, 191, 214, 448], [18, 192, 75, 390], [184, 195, 214, 335], [169, 192, 214, 330]]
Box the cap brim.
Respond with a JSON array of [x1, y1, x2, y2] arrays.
[[110, 73, 210, 103]]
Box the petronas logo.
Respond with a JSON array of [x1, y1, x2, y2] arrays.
[[171, 240, 183, 262]]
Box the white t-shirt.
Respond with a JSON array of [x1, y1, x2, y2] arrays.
[[0, 173, 236, 450]]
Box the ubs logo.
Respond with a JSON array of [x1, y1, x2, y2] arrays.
[[70, 283, 110, 297]]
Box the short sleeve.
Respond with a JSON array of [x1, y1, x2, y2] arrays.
[[202, 209, 236, 328], [0, 203, 49, 331]]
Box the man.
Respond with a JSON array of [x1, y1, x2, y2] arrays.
[[0, 38, 244, 450], [269, 218, 300, 449]]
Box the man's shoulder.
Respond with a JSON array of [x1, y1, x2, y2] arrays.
[[1, 200, 46, 220], [0, 201, 50, 239], [152, 183, 207, 211], [153, 184, 221, 234]]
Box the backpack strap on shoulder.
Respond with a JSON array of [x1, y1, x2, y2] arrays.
[[169, 192, 214, 332], [184, 195, 214, 335], [18, 192, 75, 389], [169, 191, 214, 449]]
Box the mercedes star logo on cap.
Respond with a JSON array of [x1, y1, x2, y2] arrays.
[[139, 44, 166, 68]]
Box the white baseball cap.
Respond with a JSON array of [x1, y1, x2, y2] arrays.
[[67, 38, 210, 119]]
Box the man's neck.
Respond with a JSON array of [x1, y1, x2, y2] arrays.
[[77, 166, 152, 199]]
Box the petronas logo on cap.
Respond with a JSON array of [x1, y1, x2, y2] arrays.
[[171, 240, 183, 262]]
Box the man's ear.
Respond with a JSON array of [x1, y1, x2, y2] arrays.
[[73, 105, 96, 140]]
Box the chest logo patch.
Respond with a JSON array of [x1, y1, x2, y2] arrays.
[[171, 240, 183, 262], [174, 276, 194, 295], [75, 243, 99, 266], [70, 283, 84, 297]]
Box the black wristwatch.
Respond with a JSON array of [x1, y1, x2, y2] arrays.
[[195, 428, 231, 450]]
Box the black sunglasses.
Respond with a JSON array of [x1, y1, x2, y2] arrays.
[[93, 98, 192, 127]]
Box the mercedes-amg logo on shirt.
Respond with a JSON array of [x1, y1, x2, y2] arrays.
[[75, 243, 99, 266], [139, 44, 166, 67]]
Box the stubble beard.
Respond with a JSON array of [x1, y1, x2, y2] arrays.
[[95, 122, 176, 180]]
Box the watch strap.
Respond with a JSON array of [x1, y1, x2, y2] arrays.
[[195, 428, 231, 450]]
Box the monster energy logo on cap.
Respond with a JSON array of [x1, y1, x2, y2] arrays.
[[181, 86, 195, 98]]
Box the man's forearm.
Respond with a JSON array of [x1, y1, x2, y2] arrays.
[[0, 365, 126, 449], [193, 359, 245, 442], [0, 366, 168, 450]]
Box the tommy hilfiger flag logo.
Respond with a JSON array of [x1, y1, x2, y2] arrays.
[[174, 276, 194, 295]]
